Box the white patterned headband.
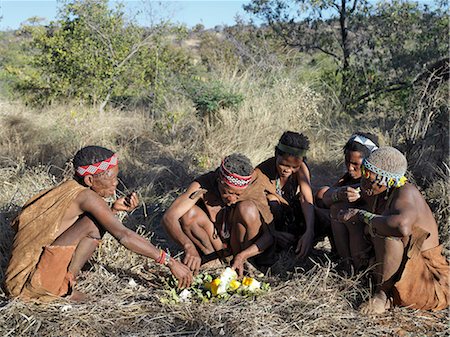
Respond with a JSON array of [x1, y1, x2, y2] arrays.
[[76, 153, 118, 177], [219, 160, 252, 189], [350, 135, 378, 153]]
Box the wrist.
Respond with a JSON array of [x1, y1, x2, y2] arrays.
[[358, 210, 376, 237], [155, 249, 171, 266], [331, 189, 340, 203], [234, 252, 247, 262]]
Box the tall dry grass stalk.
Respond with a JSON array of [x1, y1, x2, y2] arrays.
[[0, 64, 448, 336]]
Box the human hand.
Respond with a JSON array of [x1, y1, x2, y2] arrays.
[[231, 253, 246, 279], [337, 208, 360, 224], [183, 246, 202, 275], [295, 231, 314, 259], [334, 187, 361, 203], [112, 192, 139, 212], [168, 259, 193, 289]]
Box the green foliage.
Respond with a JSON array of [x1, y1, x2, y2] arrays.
[[184, 78, 244, 118], [4, 0, 193, 109], [245, 0, 449, 113]]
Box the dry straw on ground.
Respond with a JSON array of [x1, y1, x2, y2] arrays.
[[0, 68, 448, 336]]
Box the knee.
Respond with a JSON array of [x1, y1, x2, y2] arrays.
[[180, 207, 201, 231], [315, 186, 329, 201], [235, 201, 261, 227]]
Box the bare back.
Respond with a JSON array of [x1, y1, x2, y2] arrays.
[[384, 183, 439, 251]]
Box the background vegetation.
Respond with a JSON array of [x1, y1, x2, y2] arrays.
[[0, 0, 448, 335]]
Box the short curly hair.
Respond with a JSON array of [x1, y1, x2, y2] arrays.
[[275, 131, 310, 158], [73, 145, 115, 182], [222, 153, 253, 176]]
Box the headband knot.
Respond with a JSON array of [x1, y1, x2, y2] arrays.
[[219, 160, 252, 188], [276, 142, 307, 158], [76, 153, 118, 177]]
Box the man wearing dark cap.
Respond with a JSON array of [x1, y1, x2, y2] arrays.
[[338, 146, 449, 313]]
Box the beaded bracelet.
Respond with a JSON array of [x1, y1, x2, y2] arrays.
[[358, 210, 376, 237], [156, 249, 171, 266], [332, 190, 340, 203]]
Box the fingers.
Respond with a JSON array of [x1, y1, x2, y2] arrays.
[[183, 255, 200, 275], [175, 264, 193, 289], [124, 192, 139, 209], [232, 264, 244, 278]]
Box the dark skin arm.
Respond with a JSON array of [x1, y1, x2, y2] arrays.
[[231, 226, 274, 278], [162, 182, 207, 273], [322, 185, 361, 208], [338, 188, 417, 238], [79, 190, 193, 288], [295, 161, 315, 258]]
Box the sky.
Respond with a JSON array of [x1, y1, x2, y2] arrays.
[[0, 0, 253, 30]]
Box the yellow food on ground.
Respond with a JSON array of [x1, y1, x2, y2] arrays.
[[210, 278, 221, 296], [242, 277, 253, 286], [229, 280, 241, 291], [242, 276, 261, 291]]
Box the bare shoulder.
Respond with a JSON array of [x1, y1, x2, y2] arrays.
[[395, 183, 423, 202], [296, 160, 311, 183], [75, 188, 108, 211], [184, 181, 203, 196]]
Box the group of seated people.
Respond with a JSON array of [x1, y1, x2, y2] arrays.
[[3, 131, 449, 314]]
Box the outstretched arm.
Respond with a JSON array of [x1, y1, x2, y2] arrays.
[[79, 190, 193, 288], [232, 226, 274, 278]]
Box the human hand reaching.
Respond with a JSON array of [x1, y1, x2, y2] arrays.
[[295, 231, 314, 259], [168, 258, 193, 289], [183, 246, 202, 275]]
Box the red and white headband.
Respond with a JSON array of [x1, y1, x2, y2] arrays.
[[76, 153, 118, 177], [219, 160, 252, 189]]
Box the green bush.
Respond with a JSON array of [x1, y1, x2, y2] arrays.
[[185, 79, 244, 119]]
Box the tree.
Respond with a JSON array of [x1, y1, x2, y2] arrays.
[[7, 0, 193, 111], [245, 0, 448, 112]]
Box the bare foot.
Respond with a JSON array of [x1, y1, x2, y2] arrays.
[[201, 258, 224, 271], [359, 291, 391, 314], [68, 290, 89, 303]]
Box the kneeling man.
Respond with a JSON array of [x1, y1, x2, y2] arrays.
[[162, 153, 274, 276], [338, 146, 449, 313]]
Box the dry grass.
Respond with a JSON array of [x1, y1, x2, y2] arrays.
[[0, 67, 448, 336]]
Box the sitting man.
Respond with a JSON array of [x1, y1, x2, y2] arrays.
[[315, 132, 379, 266], [162, 153, 275, 277], [337, 146, 449, 314], [5, 146, 192, 301], [255, 131, 315, 257]]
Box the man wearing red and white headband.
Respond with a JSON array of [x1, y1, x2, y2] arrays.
[[163, 153, 275, 277], [5, 146, 192, 302]]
